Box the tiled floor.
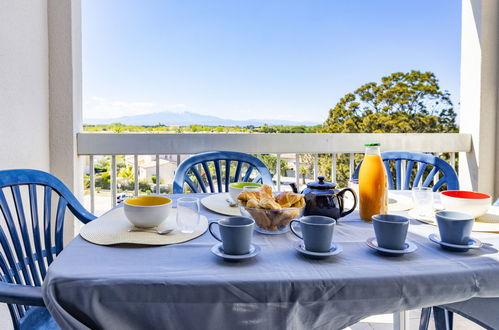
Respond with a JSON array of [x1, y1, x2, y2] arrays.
[[345, 309, 485, 330]]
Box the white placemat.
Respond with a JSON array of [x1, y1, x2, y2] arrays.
[[344, 191, 413, 212], [80, 207, 208, 245], [201, 193, 241, 216], [409, 206, 499, 233]]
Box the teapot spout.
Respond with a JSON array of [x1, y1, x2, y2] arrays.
[[289, 183, 298, 193]]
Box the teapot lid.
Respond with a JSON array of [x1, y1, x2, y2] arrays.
[[307, 176, 337, 190]]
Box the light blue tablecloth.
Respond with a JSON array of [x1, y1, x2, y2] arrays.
[[42, 193, 499, 330]]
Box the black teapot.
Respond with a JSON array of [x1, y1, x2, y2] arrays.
[[290, 176, 357, 221]]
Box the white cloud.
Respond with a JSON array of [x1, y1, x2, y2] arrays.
[[84, 97, 188, 119]]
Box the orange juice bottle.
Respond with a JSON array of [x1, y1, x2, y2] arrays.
[[359, 143, 388, 222]]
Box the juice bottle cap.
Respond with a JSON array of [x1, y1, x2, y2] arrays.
[[364, 143, 380, 146]]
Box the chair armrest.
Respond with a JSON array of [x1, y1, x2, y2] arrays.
[[0, 282, 45, 306]]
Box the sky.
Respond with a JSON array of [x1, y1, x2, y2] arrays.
[[82, 0, 461, 124]]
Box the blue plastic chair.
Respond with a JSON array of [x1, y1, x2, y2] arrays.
[[173, 151, 274, 194], [352, 151, 459, 191], [0, 169, 96, 330], [353, 152, 459, 330]]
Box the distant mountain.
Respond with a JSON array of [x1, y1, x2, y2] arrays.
[[84, 111, 319, 127]]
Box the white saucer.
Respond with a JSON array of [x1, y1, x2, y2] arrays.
[[296, 243, 343, 258], [428, 233, 483, 251], [211, 243, 260, 260], [366, 237, 417, 255]]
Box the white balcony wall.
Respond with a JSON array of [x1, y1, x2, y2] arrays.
[[460, 0, 499, 195], [0, 0, 50, 171]]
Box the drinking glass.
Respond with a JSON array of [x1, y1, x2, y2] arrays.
[[176, 197, 200, 233], [412, 187, 434, 218]]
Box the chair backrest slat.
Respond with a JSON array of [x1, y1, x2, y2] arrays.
[[0, 227, 22, 285], [414, 163, 427, 187], [234, 161, 243, 182], [242, 165, 254, 182], [189, 167, 206, 193], [43, 187, 53, 265], [11, 186, 40, 287], [395, 160, 402, 190], [173, 152, 274, 194], [54, 198, 67, 255], [0, 190, 31, 286], [224, 160, 231, 192], [184, 176, 198, 193], [383, 160, 394, 190], [214, 161, 223, 193], [404, 160, 415, 190], [28, 185, 46, 279], [423, 167, 439, 189], [201, 162, 215, 193]]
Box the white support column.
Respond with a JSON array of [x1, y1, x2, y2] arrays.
[[459, 0, 499, 198], [48, 0, 82, 242], [393, 311, 409, 330]]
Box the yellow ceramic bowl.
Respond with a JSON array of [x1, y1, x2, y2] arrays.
[[124, 196, 172, 228]]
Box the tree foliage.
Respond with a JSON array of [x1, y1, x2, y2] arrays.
[[319, 71, 458, 186], [321, 71, 457, 133]]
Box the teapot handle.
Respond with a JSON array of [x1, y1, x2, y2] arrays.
[[338, 188, 357, 217]]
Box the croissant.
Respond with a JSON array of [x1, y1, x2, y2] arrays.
[[246, 198, 259, 208], [275, 192, 303, 208], [258, 197, 282, 210], [237, 191, 255, 204], [260, 185, 273, 198], [291, 198, 306, 208]]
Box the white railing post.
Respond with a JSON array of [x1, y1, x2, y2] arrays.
[[89, 155, 95, 214], [313, 153, 318, 179], [349, 153, 354, 181], [111, 155, 117, 207], [331, 153, 337, 182], [276, 154, 281, 192], [156, 154, 160, 194], [393, 311, 409, 330], [134, 155, 139, 196], [295, 154, 300, 188]]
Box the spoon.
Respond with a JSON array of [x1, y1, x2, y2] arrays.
[[127, 228, 174, 235], [226, 198, 238, 207]]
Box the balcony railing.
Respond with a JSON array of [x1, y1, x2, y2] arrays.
[[77, 132, 472, 214]]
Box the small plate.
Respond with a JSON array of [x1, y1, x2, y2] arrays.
[[211, 243, 260, 260], [366, 237, 417, 256], [428, 233, 483, 252], [296, 243, 343, 258]]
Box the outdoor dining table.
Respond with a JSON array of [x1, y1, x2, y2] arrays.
[[42, 192, 499, 330]]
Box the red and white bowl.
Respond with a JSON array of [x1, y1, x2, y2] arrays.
[[440, 190, 492, 218]]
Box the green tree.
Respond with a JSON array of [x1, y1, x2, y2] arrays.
[[321, 71, 457, 134]]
